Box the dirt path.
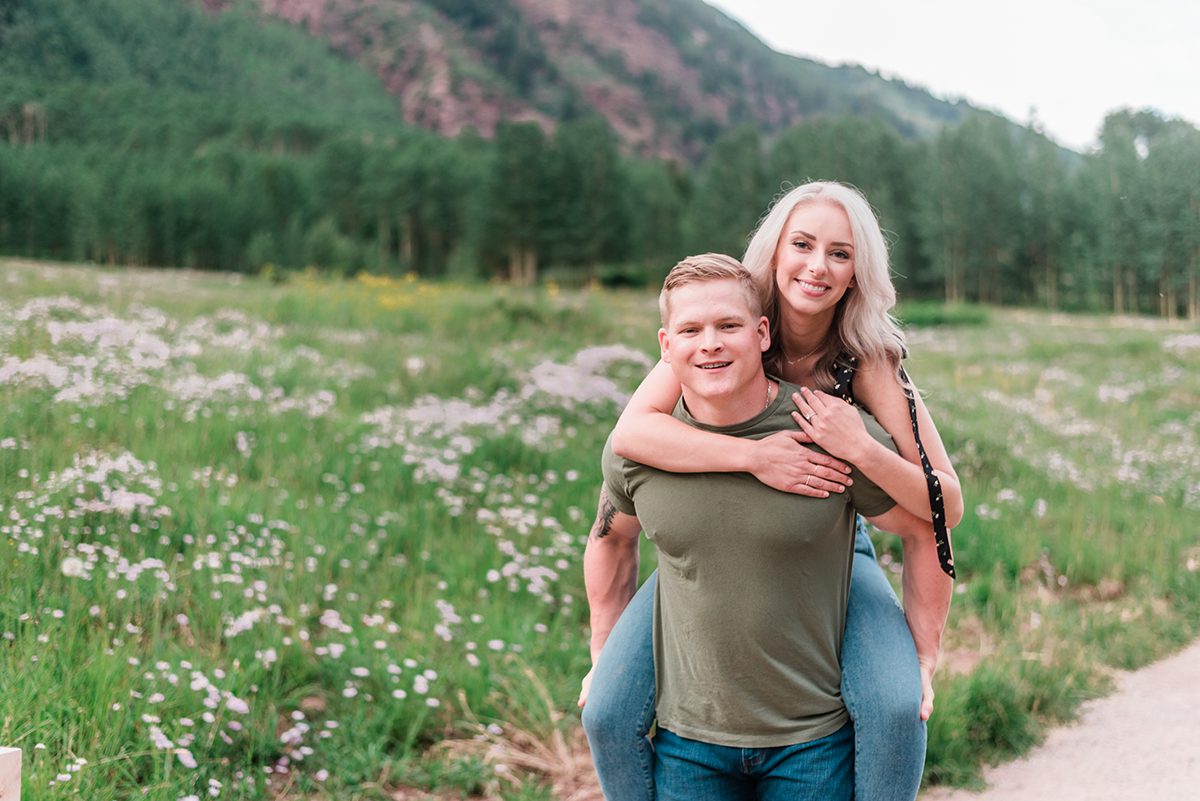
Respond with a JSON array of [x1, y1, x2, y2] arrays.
[[920, 637, 1200, 801]]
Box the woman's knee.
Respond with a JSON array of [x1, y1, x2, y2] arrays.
[[863, 679, 922, 731], [581, 691, 622, 746]]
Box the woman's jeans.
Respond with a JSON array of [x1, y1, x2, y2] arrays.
[[581, 519, 926, 801]]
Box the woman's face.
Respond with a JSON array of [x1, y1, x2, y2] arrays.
[[772, 200, 856, 319]]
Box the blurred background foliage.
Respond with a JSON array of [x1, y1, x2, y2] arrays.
[[0, 0, 1196, 318]]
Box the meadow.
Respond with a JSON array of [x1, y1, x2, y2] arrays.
[[1, 258, 1198, 800]]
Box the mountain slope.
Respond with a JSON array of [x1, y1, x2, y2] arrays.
[[251, 0, 971, 159]]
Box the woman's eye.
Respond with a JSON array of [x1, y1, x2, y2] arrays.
[[832, 250, 851, 260]]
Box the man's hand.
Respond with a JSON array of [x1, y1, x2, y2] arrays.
[[918, 657, 936, 720], [578, 666, 594, 708], [750, 430, 852, 497]]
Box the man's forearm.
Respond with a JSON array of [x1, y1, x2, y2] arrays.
[[583, 488, 640, 662], [899, 530, 953, 671]]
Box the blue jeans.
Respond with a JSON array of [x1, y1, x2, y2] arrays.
[[654, 724, 854, 801], [582, 519, 926, 801]]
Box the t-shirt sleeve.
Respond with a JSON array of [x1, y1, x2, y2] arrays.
[[600, 433, 638, 516], [847, 411, 899, 518]]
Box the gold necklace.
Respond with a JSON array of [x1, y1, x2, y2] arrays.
[[782, 345, 822, 366], [764, 379, 773, 409]]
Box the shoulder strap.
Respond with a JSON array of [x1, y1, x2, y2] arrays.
[[837, 352, 955, 578], [897, 364, 955, 578]]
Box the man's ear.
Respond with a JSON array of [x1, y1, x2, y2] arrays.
[[658, 328, 671, 362], [757, 316, 770, 353]]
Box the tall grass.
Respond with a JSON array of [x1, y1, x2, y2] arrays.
[[1, 260, 1197, 799]]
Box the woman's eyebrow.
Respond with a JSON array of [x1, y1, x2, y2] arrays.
[[789, 229, 854, 249]]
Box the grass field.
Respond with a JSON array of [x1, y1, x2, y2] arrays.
[[1, 259, 1198, 800]]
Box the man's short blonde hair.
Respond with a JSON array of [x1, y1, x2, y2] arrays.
[[659, 253, 763, 326]]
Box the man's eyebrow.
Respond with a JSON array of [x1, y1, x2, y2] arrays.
[[673, 313, 745, 329]]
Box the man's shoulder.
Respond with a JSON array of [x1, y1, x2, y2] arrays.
[[600, 432, 640, 515], [600, 431, 629, 476]]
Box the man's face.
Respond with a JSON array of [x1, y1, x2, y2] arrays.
[[658, 278, 770, 406]]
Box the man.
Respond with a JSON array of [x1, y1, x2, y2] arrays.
[[583, 254, 948, 800]]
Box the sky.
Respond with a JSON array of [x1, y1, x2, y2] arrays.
[[704, 0, 1200, 151]]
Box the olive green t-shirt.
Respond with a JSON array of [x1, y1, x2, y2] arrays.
[[602, 379, 898, 747]]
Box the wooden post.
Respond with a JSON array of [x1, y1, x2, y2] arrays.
[[0, 747, 19, 801]]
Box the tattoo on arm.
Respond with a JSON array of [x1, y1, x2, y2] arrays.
[[589, 489, 618, 541]]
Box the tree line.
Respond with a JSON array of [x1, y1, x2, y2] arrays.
[[3, 104, 1197, 317]]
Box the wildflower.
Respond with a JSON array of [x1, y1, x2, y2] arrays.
[[60, 556, 87, 578], [149, 726, 174, 750]]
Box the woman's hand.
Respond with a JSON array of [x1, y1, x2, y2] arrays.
[[791, 387, 873, 463], [750, 430, 852, 497]]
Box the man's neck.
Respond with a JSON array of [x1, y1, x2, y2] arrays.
[[681, 373, 773, 427]]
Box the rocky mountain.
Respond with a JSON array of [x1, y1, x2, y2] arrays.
[[245, 0, 970, 160]]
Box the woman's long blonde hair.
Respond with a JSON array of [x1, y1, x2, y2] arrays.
[[741, 181, 907, 392]]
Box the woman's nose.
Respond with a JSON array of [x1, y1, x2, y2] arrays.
[[807, 250, 828, 275]]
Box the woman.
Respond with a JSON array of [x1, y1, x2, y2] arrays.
[[581, 181, 961, 801]]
